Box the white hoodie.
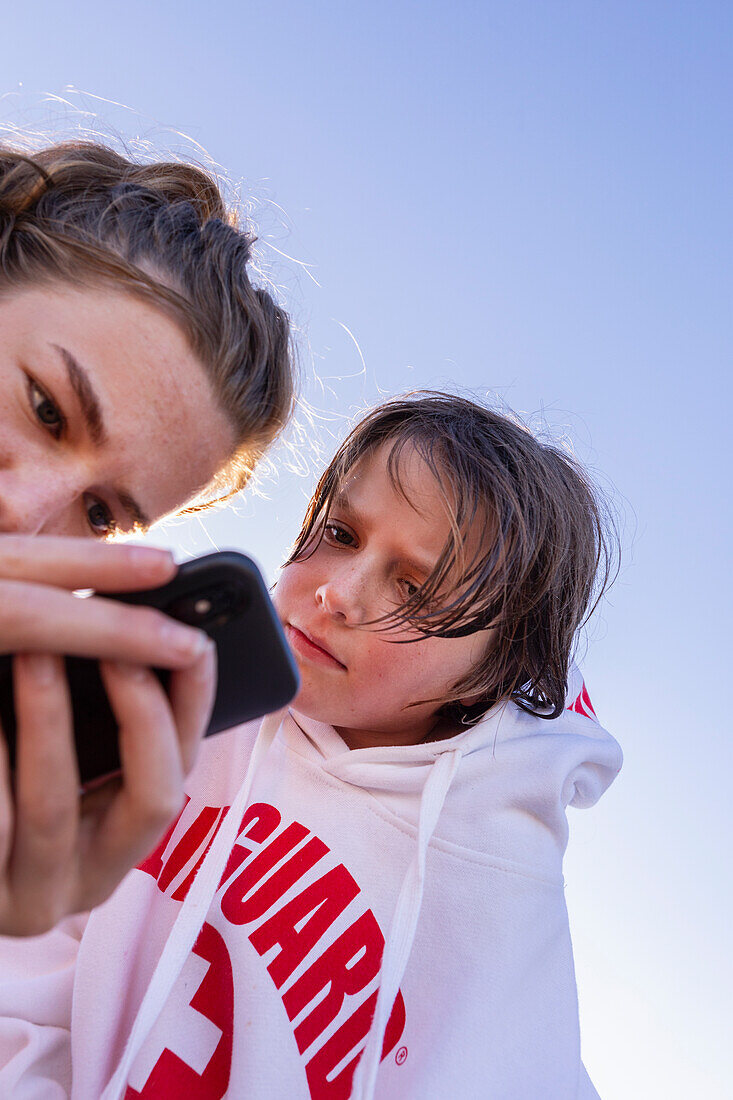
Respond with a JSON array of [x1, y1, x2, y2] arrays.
[[0, 669, 620, 1099]]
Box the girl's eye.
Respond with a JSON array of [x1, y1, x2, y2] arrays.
[[85, 497, 117, 538], [325, 523, 355, 547], [29, 380, 65, 439]]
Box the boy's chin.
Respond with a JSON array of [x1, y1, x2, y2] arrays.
[[289, 691, 372, 735], [289, 684, 342, 726]]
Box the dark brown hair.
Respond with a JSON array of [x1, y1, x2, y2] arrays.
[[286, 391, 618, 723], [0, 139, 295, 507]]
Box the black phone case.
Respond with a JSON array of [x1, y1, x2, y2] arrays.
[[0, 551, 299, 786]]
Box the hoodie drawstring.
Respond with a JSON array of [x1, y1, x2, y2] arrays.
[[99, 711, 283, 1100], [349, 746, 463, 1100]]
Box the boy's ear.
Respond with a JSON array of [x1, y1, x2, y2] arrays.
[[457, 691, 483, 707]]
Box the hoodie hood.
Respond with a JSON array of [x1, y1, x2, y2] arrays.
[[287, 662, 620, 848]]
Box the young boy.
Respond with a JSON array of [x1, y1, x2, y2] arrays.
[[0, 392, 621, 1099]]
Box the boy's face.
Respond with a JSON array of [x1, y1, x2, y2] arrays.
[[273, 442, 493, 748]]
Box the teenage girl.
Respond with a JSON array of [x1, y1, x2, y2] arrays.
[[0, 138, 295, 936]]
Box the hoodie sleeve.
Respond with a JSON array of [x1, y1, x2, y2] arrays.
[[562, 663, 623, 810], [522, 670, 622, 867], [449, 666, 623, 877], [0, 913, 86, 1098]]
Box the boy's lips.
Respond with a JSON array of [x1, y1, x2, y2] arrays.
[[286, 624, 347, 671]]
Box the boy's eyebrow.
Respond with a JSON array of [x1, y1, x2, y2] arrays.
[[331, 489, 440, 577]]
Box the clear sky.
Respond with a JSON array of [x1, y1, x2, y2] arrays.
[[4, 2, 731, 1095]]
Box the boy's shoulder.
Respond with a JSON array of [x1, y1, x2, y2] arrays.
[[450, 675, 621, 828]]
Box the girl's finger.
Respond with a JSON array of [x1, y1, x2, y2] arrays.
[[167, 639, 218, 773], [0, 535, 176, 592], [0, 718, 14, 871], [0, 581, 209, 668], [90, 662, 185, 889], [10, 654, 79, 920]]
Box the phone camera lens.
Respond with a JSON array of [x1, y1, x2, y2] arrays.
[[168, 581, 249, 628]]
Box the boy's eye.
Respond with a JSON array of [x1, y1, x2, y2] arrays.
[[324, 522, 355, 547], [85, 496, 117, 538], [400, 579, 420, 600], [29, 379, 65, 439]]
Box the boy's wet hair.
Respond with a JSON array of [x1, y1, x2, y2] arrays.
[[286, 391, 618, 723]]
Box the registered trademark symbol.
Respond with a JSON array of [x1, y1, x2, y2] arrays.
[[395, 1046, 408, 1066]]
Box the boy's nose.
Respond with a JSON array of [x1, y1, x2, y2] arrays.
[[315, 567, 369, 624]]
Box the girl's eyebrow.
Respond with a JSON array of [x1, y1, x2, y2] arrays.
[[50, 342, 151, 532], [51, 343, 108, 446], [117, 489, 151, 533]]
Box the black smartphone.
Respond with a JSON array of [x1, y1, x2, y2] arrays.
[[0, 551, 299, 787]]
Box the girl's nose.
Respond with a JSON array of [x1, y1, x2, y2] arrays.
[[0, 464, 85, 536]]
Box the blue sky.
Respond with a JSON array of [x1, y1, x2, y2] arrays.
[[4, 3, 731, 1095]]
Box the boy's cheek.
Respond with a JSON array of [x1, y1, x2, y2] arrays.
[[270, 568, 296, 620], [270, 584, 284, 620]]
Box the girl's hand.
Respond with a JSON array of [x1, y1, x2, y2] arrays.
[[0, 535, 217, 935], [0, 535, 205, 665]]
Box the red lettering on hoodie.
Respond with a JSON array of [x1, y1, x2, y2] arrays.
[[217, 801, 283, 887], [159, 806, 221, 893], [568, 681, 598, 720], [139, 800, 282, 899], [171, 806, 231, 902], [250, 863, 361, 987], [124, 922, 233, 1100], [137, 796, 190, 880], [221, 824, 323, 924], [135, 798, 406, 1098], [284, 910, 385, 1053], [305, 988, 406, 1100]]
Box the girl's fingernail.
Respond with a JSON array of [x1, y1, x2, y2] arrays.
[[129, 547, 175, 571], [162, 622, 209, 659], [21, 654, 58, 685], [194, 639, 218, 678]]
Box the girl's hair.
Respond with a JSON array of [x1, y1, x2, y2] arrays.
[[286, 391, 618, 722], [0, 139, 294, 507]]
